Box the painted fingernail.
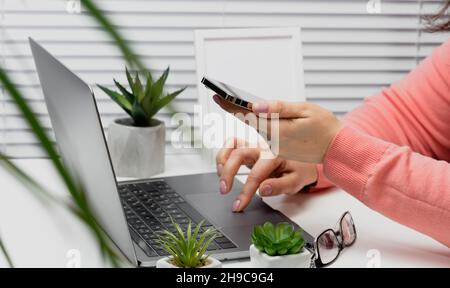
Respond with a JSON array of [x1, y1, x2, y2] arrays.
[[253, 102, 269, 113], [220, 180, 227, 194], [260, 185, 272, 196], [217, 164, 223, 176], [212, 95, 220, 104], [232, 200, 241, 212]]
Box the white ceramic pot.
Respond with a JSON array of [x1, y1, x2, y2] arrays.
[[108, 118, 165, 178], [156, 257, 222, 268], [249, 244, 311, 268]]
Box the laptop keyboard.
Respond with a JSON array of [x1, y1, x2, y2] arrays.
[[118, 180, 236, 258]]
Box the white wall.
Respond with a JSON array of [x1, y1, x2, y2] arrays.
[[0, 0, 448, 158]]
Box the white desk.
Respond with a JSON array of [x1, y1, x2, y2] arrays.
[[0, 156, 449, 268]]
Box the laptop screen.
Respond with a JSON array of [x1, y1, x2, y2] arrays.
[[30, 38, 137, 265]]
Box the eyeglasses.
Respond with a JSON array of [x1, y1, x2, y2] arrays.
[[308, 211, 357, 268]]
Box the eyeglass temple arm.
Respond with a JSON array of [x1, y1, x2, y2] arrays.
[[305, 242, 315, 254], [305, 242, 321, 268]]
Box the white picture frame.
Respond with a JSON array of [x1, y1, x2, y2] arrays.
[[194, 27, 305, 164]]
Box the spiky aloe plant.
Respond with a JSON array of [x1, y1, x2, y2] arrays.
[[251, 222, 305, 256], [157, 220, 219, 268], [97, 67, 185, 127]]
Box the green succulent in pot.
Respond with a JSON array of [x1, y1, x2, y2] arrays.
[[97, 67, 185, 178], [156, 220, 222, 268], [97, 67, 185, 127], [251, 222, 305, 256]]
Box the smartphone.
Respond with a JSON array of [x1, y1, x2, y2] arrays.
[[201, 77, 263, 111]]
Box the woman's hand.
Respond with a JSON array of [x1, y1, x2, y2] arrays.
[[213, 96, 344, 163], [216, 138, 318, 212]]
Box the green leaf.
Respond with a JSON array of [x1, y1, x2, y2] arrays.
[[197, 235, 217, 262], [0, 235, 14, 268], [124, 68, 151, 125], [264, 246, 277, 256], [189, 221, 204, 258], [134, 72, 144, 102], [197, 228, 218, 251], [251, 231, 258, 243], [157, 231, 184, 254], [142, 66, 172, 120], [150, 66, 170, 101], [125, 67, 135, 91], [251, 222, 305, 256], [288, 239, 304, 255], [126, 67, 143, 101], [254, 244, 264, 252], [253, 226, 270, 247], [157, 231, 184, 260], [141, 72, 156, 115], [113, 79, 134, 103], [149, 87, 185, 118], [262, 222, 275, 241], [131, 101, 149, 127], [275, 222, 294, 242], [97, 84, 132, 115], [143, 71, 153, 98]]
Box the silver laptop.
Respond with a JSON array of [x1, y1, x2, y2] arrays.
[[29, 38, 313, 267]]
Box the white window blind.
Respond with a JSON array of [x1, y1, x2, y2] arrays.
[[0, 0, 448, 158]]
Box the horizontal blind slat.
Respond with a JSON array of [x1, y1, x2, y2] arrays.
[[2, 57, 418, 73], [2, 42, 426, 57], [2, 0, 428, 15], [3, 13, 422, 29], [2, 70, 412, 86], [5, 27, 447, 44]]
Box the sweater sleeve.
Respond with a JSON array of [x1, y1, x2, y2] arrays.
[[317, 39, 450, 246], [314, 39, 450, 190], [324, 127, 450, 247]]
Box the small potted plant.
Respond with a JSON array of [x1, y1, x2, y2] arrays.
[[98, 67, 185, 178], [156, 220, 222, 268], [250, 222, 310, 268]]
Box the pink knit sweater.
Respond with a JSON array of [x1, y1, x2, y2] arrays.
[[314, 39, 450, 247]]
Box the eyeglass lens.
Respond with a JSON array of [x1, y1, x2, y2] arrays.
[[317, 230, 339, 265], [341, 213, 356, 246]]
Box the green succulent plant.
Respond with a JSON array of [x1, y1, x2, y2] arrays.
[[251, 222, 305, 256], [97, 67, 185, 127], [157, 220, 219, 268]]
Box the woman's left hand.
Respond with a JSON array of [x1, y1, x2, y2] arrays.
[[213, 95, 344, 163]]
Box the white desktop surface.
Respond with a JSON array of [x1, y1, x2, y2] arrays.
[[0, 155, 449, 268]]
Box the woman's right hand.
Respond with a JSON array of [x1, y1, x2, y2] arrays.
[[216, 138, 318, 212]]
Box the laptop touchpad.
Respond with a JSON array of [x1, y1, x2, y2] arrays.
[[184, 193, 284, 227]]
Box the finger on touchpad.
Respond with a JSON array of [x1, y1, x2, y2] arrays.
[[184, 193, 284, 228]]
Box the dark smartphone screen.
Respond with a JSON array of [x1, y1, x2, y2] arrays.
[[201, 77, 263, 111]]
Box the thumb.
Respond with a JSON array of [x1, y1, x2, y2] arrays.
[[252, 100, 308, 118], [258, 172, 304, 197]]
